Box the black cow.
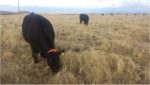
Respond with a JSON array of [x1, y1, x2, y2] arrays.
[[22, 12, 64, 73], [79, 14, 89, 25]]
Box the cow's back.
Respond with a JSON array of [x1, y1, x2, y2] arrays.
[[22, 13, 55, 52], [80, 14, 89, 21]]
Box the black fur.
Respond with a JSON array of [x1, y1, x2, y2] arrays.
[[80, 14, 89, 25], [22, 12, 63, 73]]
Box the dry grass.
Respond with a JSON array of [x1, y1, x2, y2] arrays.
[[0, 14, 149, 84]]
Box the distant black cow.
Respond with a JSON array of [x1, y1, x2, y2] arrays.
[[22, 12, 64, 73], [80, 14, 89, 25]]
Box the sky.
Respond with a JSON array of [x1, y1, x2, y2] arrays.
[[0, 0, 149, 13], [0, 0, 150, 8]]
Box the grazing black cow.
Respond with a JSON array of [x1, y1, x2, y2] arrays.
[[79, 14, 89, 25], [22, 12, 64, 73]]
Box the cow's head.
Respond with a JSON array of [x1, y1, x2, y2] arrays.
[[46, 49, 64, 73]]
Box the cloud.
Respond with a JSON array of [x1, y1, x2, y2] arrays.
[[18, 0, 115, 8], [120, 0, 150, 7], [0, 0, 149, 8], [0, 0, 18, 6]]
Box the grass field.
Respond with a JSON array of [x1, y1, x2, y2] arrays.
[[0, 13, 149, 84]]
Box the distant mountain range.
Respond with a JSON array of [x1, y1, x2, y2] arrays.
[[0, 5, 149, 14]]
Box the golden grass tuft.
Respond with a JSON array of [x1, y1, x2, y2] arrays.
[[0, 14, 149, 84]]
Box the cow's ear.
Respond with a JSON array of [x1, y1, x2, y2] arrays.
[[60, 49, 65, 53], [57, 49, 65, 55]]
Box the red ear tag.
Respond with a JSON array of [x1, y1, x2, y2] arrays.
[[48, 49, 58, 53]]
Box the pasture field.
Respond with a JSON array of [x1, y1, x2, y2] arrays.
[[0, 13, 149, 84]]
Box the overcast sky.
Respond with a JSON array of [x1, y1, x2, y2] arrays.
[[0, 0, 150, 8]]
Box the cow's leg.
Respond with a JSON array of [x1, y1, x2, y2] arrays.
[[40, 52, 46, 58], [84, 20, 88, 25], [84, 20, 86, 25], [80, 19, 82, 24], [30, 44, 39, 63], [86, 20, 88, 25], [32, 49, 38, 63]]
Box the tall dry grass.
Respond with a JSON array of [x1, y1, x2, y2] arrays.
[[0, 14, 149, 84]]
